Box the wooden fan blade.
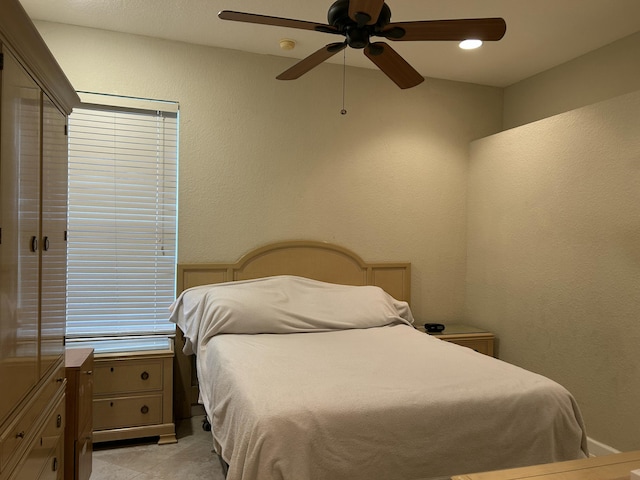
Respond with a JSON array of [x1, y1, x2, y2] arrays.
[[364, 42, 424, 89], [277, 43, 347, 80], [381, 18, 506, 42], [218, 10, 338, 34], [348, 0, 385, 26]]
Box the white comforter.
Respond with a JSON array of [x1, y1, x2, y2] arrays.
[[170, 277, 588, 480]]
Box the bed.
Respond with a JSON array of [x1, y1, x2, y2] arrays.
[[170, 241, 588, 480]]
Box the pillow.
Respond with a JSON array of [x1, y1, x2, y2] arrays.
[[169, 275, 414, 354]]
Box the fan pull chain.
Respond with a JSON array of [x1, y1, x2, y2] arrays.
[[340, 48, 347, 115]]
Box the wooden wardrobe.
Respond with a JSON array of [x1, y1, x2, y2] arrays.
[[0, 1, 79, 479]]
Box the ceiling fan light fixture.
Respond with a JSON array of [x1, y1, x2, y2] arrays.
[[459, 39, 483, 50]]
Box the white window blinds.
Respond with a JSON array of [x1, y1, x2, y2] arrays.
[[66, 94, 178, 346]]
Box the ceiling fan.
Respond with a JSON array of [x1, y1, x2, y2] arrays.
[[218, 0, 506, 89]]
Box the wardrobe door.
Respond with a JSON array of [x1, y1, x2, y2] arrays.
[[0, 48, 41, 423], [40, 94, 67, 378]]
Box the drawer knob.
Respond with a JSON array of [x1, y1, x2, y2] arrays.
[[84, 370, 93, 375], [141, 371, 150, 380], [15, 431, 25, 439], [52, 457, 58, 472], [57, 414, 62, 428], [141, 405, 149, 414]]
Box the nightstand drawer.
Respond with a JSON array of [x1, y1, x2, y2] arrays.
[[446, 337, 494, 356], [93, 395, 163, 430], [94, 360, 163, 395]]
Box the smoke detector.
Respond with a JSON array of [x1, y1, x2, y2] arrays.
[[279, 39, 296, 50]]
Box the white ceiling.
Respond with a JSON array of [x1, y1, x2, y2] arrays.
[[20, 0, 640, 87]]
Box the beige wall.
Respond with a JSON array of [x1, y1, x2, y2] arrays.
[[466, 89, 640, 451], [504, 31, 640, 129], [34, 21, 503, 322]]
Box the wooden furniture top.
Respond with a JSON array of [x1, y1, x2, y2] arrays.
[[65, 348, 94, 369], [415, 323, 494, 338], [452, 450, 640, 480]]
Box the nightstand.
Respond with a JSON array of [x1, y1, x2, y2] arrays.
[[92, 338, 177, 445], [416, 324, 495, 357]]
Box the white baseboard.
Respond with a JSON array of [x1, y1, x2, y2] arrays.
[[587, 437, 621, 457]]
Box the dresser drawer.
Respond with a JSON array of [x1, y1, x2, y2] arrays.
[[7, 395, 64, 480], [93, 395, 163, 430], [1, 402, 40, 471], [40, 397, 65, 450], [8, 436, 62, 480], [1, 365, 64, 472], [94, 360, 163, 395], [37, 439, 63, 480]]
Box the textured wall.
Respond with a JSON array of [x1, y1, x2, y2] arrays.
[[34, 21, 503, 322], [503, 31, 640, 130], [467, 90, 640, 451]]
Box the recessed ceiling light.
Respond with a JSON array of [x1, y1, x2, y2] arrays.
[[459, 39, 483, 50]]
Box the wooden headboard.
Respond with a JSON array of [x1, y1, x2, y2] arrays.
[[173, 240, 411, 418], [177, 240, 411, 301]]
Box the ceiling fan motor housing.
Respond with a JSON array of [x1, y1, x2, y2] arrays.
[[327, 0, 391, 30]]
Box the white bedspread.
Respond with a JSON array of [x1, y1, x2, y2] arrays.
[[169, 277, 588, 480], [198, 326, 587, 480]]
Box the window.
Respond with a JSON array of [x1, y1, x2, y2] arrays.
[[66, 93, 178, 352]]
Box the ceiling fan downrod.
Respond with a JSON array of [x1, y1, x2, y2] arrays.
[[328, 0, 395, 49]]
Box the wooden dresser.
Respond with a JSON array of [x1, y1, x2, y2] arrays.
[[93, 340, 177, 445], [65, 349, 94, 480], [451, 450, 640, 480], [0, 1, 79, 479]]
